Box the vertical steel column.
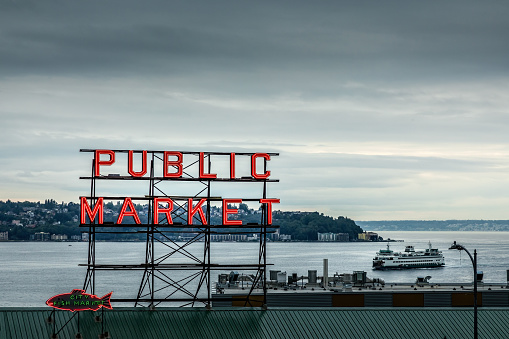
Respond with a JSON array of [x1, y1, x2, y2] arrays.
[[84, 155, 96, 295], [206, 154, 212, 306], [150, 154, 155, 308], [136, 153, 155, 307], [262, 157, 268, 307], [92, 159, 96, 295]]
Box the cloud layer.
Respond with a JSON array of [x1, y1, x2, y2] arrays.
[[1, 1, 509, 220]]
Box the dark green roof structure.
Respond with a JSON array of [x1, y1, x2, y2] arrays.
[[1, 307, 509, 339]]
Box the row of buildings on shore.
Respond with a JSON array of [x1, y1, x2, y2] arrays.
[[0, 231, 83, 242], [317, 231, 381, 242], [157, 231, 381, 242], [30, 232, 82, 241], [0, 231, 382, 242]]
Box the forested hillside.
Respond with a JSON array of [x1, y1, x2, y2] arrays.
[[0, 200, 362, 241], [274, 211, 362, 241]]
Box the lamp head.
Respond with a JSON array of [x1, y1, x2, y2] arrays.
[[449, 241, 463, 250]]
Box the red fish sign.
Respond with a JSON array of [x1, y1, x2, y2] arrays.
[[46, 289, 113, 312]]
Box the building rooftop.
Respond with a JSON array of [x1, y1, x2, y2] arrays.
[[1, 307, 508, 339]]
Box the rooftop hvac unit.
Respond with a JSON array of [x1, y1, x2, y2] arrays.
[[270, 270, 281, 281], [353, 271, 367, 284], [308, 270, 317, 284], [277, 271, 287, 284]]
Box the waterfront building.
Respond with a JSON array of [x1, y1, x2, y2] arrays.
[[279, 234, 292, 241], [358, 231, 380, 241], [318, 232, 349, 242], [211, 234, 248, 242], [50, 234, 68, 241], [32, 232, 50, 241]]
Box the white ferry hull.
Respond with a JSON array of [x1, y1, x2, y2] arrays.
[[373, 258, 445, 270]]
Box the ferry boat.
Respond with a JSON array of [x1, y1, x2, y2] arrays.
[[372, 242, 445, 270]]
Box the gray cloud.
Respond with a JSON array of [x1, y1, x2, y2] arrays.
[[2, 0, 508, 81]]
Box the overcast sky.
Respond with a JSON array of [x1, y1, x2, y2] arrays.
[[1, 0, 509, 220]]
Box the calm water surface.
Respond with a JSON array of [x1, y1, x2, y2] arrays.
[[2, 231, 508, 307]]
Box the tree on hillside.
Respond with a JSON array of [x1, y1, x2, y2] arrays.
[[274, 212, 363, 241]]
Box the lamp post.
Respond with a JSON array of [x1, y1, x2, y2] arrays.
[[449, 241, 478, 339]]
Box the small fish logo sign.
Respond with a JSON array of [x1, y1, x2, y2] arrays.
[[46, 289, 113, 312]]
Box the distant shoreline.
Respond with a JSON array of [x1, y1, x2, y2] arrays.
[[357, 220, 509, 232]]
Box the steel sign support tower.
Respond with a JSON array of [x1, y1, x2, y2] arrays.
[[80, 150, 279, 308]]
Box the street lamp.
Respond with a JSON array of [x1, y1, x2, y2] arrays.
[[449, 241, 478, 339]]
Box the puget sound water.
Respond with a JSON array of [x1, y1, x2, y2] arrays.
[[2, 231, 509, 307]]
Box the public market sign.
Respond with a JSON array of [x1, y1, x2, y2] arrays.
[[80, 149, 280, 225]]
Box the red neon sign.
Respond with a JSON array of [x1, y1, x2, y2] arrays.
[[92, 149, 273, 180], [46, 289, 113, 312], [80, 197, 280, 225], [82, 149, 280, 226]]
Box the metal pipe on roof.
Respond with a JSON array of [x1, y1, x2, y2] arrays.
[[323, 259, 328, 288]]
